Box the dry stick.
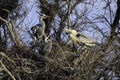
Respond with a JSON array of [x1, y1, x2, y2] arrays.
[[7, 22, 21, 48], [67, 0, 77, 51], [11, 21, 21, 46], [0, 17, 21, 48], [0, 61, 16, 80], [67, 0, 71, 29], [0, 52, 14, 63]]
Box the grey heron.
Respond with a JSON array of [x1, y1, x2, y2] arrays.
[[63, 28, 97, 47], [42, 35, 52, 55], [31, 13, 50, 43]]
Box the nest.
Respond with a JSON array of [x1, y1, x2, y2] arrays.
[[0, 43, 108, 80]]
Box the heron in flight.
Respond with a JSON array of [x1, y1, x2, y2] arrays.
[[63, 28, 97, 47], [31, 13, 50, 44]]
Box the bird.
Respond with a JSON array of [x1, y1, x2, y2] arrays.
[[31, 13, 50, 44], [42, 35, 52, 56], [43, 35, 52, 53], [63, 28, 97, 47]]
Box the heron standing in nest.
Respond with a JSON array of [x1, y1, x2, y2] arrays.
[[31, 13, 50, 45]]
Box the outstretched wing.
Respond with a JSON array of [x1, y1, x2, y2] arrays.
[[76, 33, 88, 39], [76, 32, 97, 46]]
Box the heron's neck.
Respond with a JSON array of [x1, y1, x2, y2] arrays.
[[40, 18, 45, 29]]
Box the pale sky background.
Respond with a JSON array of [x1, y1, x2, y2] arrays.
[[17, 0, 116, 44]]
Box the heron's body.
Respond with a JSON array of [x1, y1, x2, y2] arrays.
[[31, 24, 46, 40], [63, 28, 97, 47], [43, 35, 52, 54]]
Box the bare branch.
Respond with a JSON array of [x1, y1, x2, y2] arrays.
[[110, 0, 120, 39], [67, 0, 71, 28], [0, 16, 22, 48], [0, 52, 14, 63], [0, 61, 16, 80]]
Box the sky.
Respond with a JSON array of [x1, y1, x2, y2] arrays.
[[17, 0, 116, 44], [16, 0, 40, 43]]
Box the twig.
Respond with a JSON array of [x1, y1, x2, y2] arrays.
[[67, 0, 71, 29], [0, 16, 8, 23], [0, 52, 14, 63], [0, 16, 22, 48], [0, 61, 16, 80]]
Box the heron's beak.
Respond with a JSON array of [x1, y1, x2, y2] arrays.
[[39, 13, 51, 19], [44, 16, 51, 19], [41, 15, 51, 19]]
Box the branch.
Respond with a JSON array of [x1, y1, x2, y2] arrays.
[[0, 16, 22, 48], [67, 0, 71, 28], [0, 17, 8, 23], [110, 0, 120, 39], [0, 61, 16, 80], [0, 52, 14, 63]]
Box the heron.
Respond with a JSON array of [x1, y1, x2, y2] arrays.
[[63, 28, 97, 47], [42, 35, 52, 56], [31, 13, 50, 44]]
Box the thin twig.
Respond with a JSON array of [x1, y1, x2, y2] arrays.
[[0, 52, 14, 63], [0, 61, 16, 80], [0, 17, 8, 23]]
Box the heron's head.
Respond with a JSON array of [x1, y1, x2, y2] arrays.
[[63, 28, 77, 35]]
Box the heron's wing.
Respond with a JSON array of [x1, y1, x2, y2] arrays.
[[36, 27, 42, 34], [33, 23, 43, 34], [77, 32, 97, 44], [36, 26, 46, 39], [35, 24, 42, 27], [31, 24, 42, 33], [76, 33, 88, 39], [77, 32, 95, 40]]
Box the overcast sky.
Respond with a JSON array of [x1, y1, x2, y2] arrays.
[[19, 0, 116, 44]]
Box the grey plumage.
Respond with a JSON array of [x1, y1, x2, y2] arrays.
[[43, 35, 52, 55], [31, 13, 50, 44], [31, 24, 46, 41]]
